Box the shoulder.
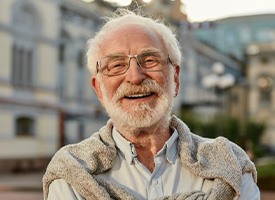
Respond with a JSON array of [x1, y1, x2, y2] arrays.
[[48, 179, 85, 200], [47, 125, 117, 172], [210, 136, 257, 179], [43, 122, 117, 199], [55, 120, 115, 159], [173, 115, 256, 179], [192, 134, 255, 175], [172, 114, 249, 162]]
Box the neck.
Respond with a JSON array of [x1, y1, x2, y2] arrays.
[[114, 117, 172, 172]]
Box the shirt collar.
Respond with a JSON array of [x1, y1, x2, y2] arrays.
[[112, 127, 135, 164], [163, 129, 179, 164], [112, 127, 179, 165]]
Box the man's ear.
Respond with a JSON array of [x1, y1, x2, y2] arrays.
[[174, 65, 180, 97], [91, 76, 104, 106]]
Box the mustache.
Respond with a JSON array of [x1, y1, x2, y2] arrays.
[[113, 79, 163, 101]]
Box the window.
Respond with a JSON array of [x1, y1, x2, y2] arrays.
[[257, 29, 274, 42], [11, 45, 33, 87], [11, 1, 40, 88], [161, 0, 171, 5], [59, 30, 70, 98], [59, 43, 65, 63], [76, 49, 86, 101], [16, 117, 35, 137], [257, 76, 273, 105], [260, 56, 270, 65], [77, 50, 84, 69]]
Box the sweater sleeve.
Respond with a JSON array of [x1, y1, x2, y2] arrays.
[[201, 172, 260, 200], [47, 179, 85, 200]]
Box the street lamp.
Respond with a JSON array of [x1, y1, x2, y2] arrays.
[[202, 62, 235, 111], [202, 62, 235, 93]]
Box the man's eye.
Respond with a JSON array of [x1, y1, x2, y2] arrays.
[[109, 62, 127, 69], [142, 56, 158, 64], [144, 57, 156, 63]]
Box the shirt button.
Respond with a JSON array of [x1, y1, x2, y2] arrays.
[[154, 180, 158, 185]]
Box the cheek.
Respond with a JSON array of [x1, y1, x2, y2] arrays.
[[147, 71, 167, 85], [102, 79, 121, 98], [158, 70, 175, 91], [157, 73, 171, 88]]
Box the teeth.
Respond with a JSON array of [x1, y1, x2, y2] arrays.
[[126, 93, 151, 98]]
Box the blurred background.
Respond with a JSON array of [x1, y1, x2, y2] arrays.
[[0, 0, 275, 199]]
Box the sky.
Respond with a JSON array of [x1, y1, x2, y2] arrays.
[[83, 0, 275, 22], [184, 0, 275, 22]]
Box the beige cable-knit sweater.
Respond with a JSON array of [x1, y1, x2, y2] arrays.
[[43, 115, 257, 200]]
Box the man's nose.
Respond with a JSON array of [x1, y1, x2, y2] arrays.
[[124, 57, 146, 84]]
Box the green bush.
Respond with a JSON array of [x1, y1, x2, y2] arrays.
[[179, 109, 202, 134], [243, 121, 266, 157], [179, 109, 266, 159], [257, 162, 275, 190]]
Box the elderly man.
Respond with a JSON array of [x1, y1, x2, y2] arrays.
[[43, 9, 260, 200]]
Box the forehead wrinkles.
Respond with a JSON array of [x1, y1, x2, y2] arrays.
[[98, 24, 166, 57]]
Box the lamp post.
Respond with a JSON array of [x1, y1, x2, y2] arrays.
[[202, 62, 235, 112]]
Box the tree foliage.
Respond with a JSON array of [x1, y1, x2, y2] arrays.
[[179, 109, 266, 158]]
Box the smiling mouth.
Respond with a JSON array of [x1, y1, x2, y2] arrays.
[[124, 92, 154, 99]]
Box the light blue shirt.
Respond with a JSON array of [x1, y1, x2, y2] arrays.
[[48, 128, 260, 199], [95, 128, 210, 199]]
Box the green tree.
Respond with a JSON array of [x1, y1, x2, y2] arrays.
[[179, 109, 266, 158], [243, 120, 266, 157]]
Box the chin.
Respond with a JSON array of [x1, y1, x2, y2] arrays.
[[106, 99, 173, 129], [101, 74, 176, 130]]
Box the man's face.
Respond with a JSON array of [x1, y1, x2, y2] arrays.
[[92, 24, 180, 129]]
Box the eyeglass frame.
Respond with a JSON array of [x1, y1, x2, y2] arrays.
[[95, 51, 173, 77]]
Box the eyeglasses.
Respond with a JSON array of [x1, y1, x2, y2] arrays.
[[96, 51, 170, 77]]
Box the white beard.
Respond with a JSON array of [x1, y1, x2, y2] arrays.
[[101, 71, 175, 130]]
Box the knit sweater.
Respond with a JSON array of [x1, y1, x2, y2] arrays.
[[43, 115, 257, 200]]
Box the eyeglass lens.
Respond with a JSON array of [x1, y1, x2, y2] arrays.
[[99, 51, 164, 76]]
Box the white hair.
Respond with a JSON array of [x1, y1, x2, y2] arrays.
[[86, 8, 181, 75]]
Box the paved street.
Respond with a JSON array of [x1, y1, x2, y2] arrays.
[[0, 171, 275, 200], [0, 171, 43, 200], [0, 191, 42, 200], [261, 191, 275, 200]]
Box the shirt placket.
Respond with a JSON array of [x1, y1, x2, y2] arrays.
[[147, 156, 164, 200], [131, 148, 165, 200]]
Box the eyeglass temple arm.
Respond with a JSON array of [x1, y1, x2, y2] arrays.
[[95, 62, 99, 74], [168, 56, 173, 65]]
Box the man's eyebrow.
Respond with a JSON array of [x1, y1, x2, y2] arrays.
[[140, 48, 161, 53], [104, 49, 161, 57], [105, 53, 126, 57]]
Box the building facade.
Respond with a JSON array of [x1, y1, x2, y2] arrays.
[[178, 23, 241, 120], [246, 43, 275, 146], [0, 0, 187, 172], [189, 14, 275, 147], [0, 0, 111, 172], [0, 0, 60, 171], [4, 0, 273, 171], [193, 14, 275, 61]]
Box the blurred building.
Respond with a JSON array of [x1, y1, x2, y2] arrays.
[[0, 0, 112, 172], [193, 14, 275, 61], [3, 0, 273, 172], [245, 43, 275, 146], [186, 14, 275, 147], [178, 27, 241, 119], [0, 0, 187, 172], [138, 0, 187, 21]]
